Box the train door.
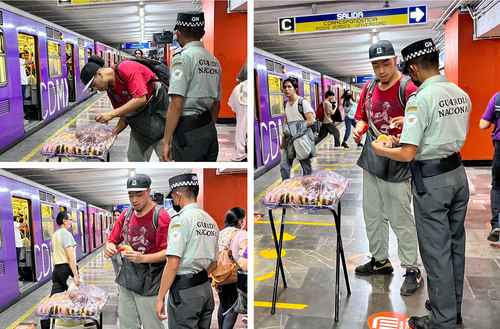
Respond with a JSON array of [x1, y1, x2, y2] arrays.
[[65, 43, 76, 102], [107, 52, 111, 67], [100, 214, 104, 245], [11, 197, 36, 285], [87, 48, 92, 61], [92, 213, 96, 250], [18, 33, 41, 130], [313, 82, 320, 110], [79, 210, 86, 254]]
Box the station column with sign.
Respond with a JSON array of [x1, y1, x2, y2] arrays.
[[445, 12, 500, 161]]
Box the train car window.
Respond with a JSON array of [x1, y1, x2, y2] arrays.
[[12, 197, 32, 248], [40, 203, 54, 240], [267, 74, 284, 117], [87, 48, 92, 62], [303, 80, 312, 104], [47, 40, 62, 78], [0, 29, 7, 85]]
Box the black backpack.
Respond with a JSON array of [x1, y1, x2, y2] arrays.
[[116, 58, 170, 87], [492, 92, 500, 122]]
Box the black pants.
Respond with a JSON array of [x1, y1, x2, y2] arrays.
[[40, 264, 74, 329], [217, 283, 238, 329], [491, 141, 500, 230], [316, 122, 340, 146], [172, 122, 219, 162]]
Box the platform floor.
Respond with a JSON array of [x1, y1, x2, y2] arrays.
[[0, 93, 240, 162], [254, 133, 500, 329], [0, 247, 246, 329]]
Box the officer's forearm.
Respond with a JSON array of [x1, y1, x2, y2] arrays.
[[378, 144, 417, 162], [141, 250, 166, 263], [163, 96, 184, 144], [210, 101, 220, 122], [158, 256, 180, 299], [111, 96, 147, 118]]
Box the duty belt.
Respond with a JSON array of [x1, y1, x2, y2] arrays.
[[170, 270, 209, 305], [410, 153, 462, 195], [174, 111, 213, 147]]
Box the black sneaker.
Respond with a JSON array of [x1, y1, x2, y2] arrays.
[[487, 228, 500, 242], [355, 257, 393, 275], [341, 142, 349, 148], [400, 267, 422, 296], [424, 300, 462, 325], [408, 315, 431, 329]]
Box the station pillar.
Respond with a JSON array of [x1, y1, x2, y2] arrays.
[[444, 11, 500, 161], [202, 0, 247, 120]]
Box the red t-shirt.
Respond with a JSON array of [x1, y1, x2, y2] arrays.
[[108, 206, 170, 254], [107, 60, 157, 108], [355, 78, 417, 136]]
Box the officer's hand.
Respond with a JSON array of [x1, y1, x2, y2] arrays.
[[104, 242, 117, 258], [123, 250, 143, 263], [162, 141, 171, 162], [95, 112, 114, 124], [156, 296, 167, 320], [390, 116, 404, 129]]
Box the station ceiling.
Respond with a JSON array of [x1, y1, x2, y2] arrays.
[[4, 0, 200, 47], [5, 168, 190, 208], [254, 0, 480, 78]]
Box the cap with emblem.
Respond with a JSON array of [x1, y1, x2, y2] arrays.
[[369, 40, 397, 62], [400, 38, 439, 74], [174, 11, 205, 30], [166, 173, 199, 197], [127, 174, 152, 192]]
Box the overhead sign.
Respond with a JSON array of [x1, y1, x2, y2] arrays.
[[122, 42, 150, 50], [279, 6, 427, 35], [58, 0, 113, 6]]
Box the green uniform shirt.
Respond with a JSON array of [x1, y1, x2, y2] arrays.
[[169, 41, 222, 117], [166, 203, 219, 274], [400, 75, 471, 161]]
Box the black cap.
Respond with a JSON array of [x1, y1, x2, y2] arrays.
[[400, 38, 439, 74], [166, 173, 199, 197], [127, 174, 152, 192], [369, 40, 396, 62], [80, 62, 101, 92], [175, 11, 205, 30]]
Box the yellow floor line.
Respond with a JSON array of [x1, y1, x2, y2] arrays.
[[255, 272, 276, 281], [20, 96, 102, 162], [255, 220, 335, 227], [6, 298, 47, 329], [254, 301, 309, 310]]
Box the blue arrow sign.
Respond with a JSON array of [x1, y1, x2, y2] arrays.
[[123, 42, 150, 49]]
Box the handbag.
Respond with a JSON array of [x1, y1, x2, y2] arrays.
[[211, 230, 239, 287], [356, 81, 411, 182]]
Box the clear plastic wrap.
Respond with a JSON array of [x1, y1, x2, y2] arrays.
[[263, 170, 349, 209], [41, 124, 115, 159], [36, 284, 108, 320]]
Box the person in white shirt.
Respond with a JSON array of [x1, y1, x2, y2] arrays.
[[19, 53, 28, 100], [280, 77, 315, 179], [228, 66, 247, 162]]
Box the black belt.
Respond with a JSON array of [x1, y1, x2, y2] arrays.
[[170, 270, 208, 305], [174, 111, 212, 147], [410, 153, 462, 195]]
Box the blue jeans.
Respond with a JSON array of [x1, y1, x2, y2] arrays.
[[280, 149, 312, 180], [491, 141, 500, 230], [343, 117, 357, 144]]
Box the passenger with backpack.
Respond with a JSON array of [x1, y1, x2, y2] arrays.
[[352, 40, 423, 296], [212, 207, 247, 329], [479, 91, 500, 242], [316, 90, 341, 147], [104, 174, 171, 329], [280, 77, 316, 180], [341, 90, 363, 148], [80, 55, 169, 161]]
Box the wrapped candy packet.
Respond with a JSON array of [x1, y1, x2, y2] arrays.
[[263, 170, 349, 208]]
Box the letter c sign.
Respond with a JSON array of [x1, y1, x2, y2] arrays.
[[279, 18, 295, 34]]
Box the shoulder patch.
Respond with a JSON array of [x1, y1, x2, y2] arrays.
[[406, 106, 418, 113]]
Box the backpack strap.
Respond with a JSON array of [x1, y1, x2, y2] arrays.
[[152, 205, 163, 231], [493, 92, 500, 122], [398, 75, 411, 109], [122, 207, 134, 243], [297, 97, 305, 120]]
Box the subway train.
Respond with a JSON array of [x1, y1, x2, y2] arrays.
[[0, 170, 113, 312], [0, 2, 131, 154], [254, 48, 359, 176]]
